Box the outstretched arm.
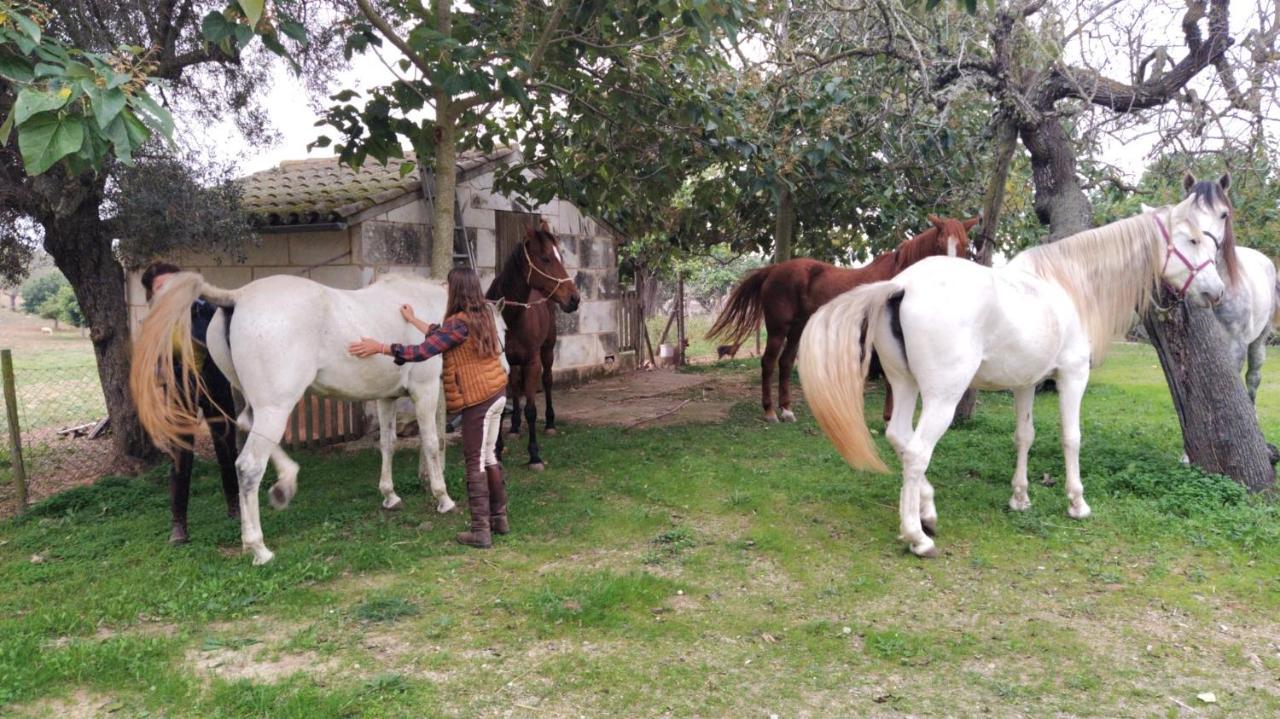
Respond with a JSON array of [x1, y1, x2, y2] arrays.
[[348, 317, 469, 364]]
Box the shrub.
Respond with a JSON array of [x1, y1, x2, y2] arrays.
[[1102, 460, 1248, 517]]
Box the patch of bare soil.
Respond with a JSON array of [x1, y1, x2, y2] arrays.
[[5, 689, 122, 719], [188, 619, 335, 684], [553, 368, 752, 429]]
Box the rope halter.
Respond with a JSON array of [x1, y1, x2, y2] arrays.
[[490, 240, 576, 311], [1153, 211, 1216, 298]]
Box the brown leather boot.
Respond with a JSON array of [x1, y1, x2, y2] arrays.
[[487, 463, 508, 535], [456, 472, 492, 548]]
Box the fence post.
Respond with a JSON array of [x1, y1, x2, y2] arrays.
[[2, 349, 28, 512]]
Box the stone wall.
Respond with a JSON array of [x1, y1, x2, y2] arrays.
[[125, 228, 359, 334]]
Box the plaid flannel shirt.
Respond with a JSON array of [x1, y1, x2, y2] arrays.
[[390, 317, 469, 365]]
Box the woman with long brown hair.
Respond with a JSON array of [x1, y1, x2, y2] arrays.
[[349, 267, 508, 548]]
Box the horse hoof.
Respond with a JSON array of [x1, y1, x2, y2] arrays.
[[383, 498, 403, 512], [251, 548, 276, 566], [437, 497, 456, 514], [169, 526, 189, 545], [1068, 502, 1092, 520], [763, 413, 779, 424], [268, 484, 292, 510], [528, 462, 546, 473], [779, 409, 797, 423], [544, 427, 557, 436], [911, 542, 939, 558], [1008, 496, 1031, 512]]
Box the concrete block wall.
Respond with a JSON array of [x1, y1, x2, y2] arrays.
[[126, 229, 358, 333]]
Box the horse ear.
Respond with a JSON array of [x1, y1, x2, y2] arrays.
[[539, 219, 552, 233], [927, 214, 943, 228], [963, 216, 980, 230], [1182, 170, 1196, 194], [1218, 173, 1231, 191]]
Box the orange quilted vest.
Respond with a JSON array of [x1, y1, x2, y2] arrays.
[[441, 311, 507, 413]]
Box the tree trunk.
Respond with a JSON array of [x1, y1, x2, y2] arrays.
[[429, 117, 458, 281], [1020, 118, 1092, 241], [41, 199, 154, 460], [954, 119, 1019, 423], [1143, 296, 1275, 492], [773, 185, 796, 263]]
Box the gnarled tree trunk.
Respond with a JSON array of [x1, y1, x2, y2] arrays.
[[1020, 118, 1092, 241], [39, 183, 154, 460], [1143, 295, 1275, 491]]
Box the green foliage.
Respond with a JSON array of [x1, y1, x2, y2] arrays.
[[45, 283, 82, 326], [0, 1, 175, 174], [1102, 460, 1248, 518], [18, 270, 64, 312]]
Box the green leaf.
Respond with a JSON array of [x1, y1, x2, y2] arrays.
[[398, 161, 416, 177], [17, 112, 86, 175], [0, 108, 13, 145], [0, 55, 33, 82], [926, 0, 943, 9], [233, 24, 254, 49], [11, 11, 41, 42], [129, 92, 174, 139], [201, 11, 233, 43], [14, 87, 70, 125], [238, 0, 265, 27], [93, 87, 127, 130], [280, 19, 309, 46]]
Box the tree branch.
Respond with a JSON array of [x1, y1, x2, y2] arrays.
[[354, 0, 436, 79]]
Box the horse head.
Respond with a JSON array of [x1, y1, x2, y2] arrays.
[[1153, 172, 1232, 307], [523, 220, 581, 312], [925, 214, 978, 260]]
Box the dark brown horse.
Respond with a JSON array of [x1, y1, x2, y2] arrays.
[[707, 215, 977, 423], [486, 220, 581, 470]]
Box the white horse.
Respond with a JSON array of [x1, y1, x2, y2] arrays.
[[798, 176, 1233, 557], [131, 272, 478, 565], [1145, 187, 1280, 401]]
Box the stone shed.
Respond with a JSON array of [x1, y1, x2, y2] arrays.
[[126, 148, 634, 383]]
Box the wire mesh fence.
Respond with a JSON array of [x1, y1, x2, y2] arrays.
[[1, 348, 115, 516]]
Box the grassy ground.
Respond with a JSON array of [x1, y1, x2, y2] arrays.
[[4, 343, 1280, 717]]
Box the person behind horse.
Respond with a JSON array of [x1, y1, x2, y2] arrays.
[[140, 261, 240, 544], [348, 267, 509, 549]]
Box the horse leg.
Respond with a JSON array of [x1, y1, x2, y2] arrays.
[[541, 342, 557, 435], [507, 366, 523, 436], [760, 331, 786, 422], [236, 408, 289, 565], [1056, 366, 1092, 520], [374, 398, 403, 510], [412, 382, 454, 514], [168, 441, 195, 544], [883, 376, 938, 537], [233, 407, 300, 511], [1246, 333, 1267, 404], [1008, 386, 1035, 512], [524, 361, 545, 471], [776, 323, 803, 422], [899, 393, 962, 558]]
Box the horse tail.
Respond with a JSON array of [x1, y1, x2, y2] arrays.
[[798, 281, 902, 474], [129, 272, 239, 456], [706, 266, 771, 344]]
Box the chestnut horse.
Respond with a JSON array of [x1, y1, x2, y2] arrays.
[[707, 215, 977, 423], [486, 220, 581, 470]]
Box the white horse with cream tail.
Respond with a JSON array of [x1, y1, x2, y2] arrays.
[[131, 272, 496, 565], [798, 174, 1234, 557]]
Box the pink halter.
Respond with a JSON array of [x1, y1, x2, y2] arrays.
[[1153, 212, 1214, 298]]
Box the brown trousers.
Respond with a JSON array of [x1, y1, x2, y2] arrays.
[[460, 390, 506, 477]]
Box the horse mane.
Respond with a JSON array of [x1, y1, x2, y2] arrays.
[[486, 236, 531, 302], [893, 225, 943, 269], [1189, 179, 1240, 287], [1015, 213, 1163, 363]]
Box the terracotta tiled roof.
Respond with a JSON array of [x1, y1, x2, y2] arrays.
[[241, 148, 514, 227]]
